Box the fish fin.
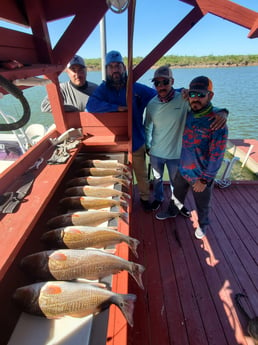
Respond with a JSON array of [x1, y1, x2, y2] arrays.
[[119, 212, 129, 224], [117, 294, 136, 327], [130, 263, 145, 289], [67, 228, 83, 234], [128, 238, 140, 258], [50, 252, 67, 261]]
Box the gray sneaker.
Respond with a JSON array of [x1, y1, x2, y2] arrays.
[[195, 226, 207, 239], [156, 200, 179, 220]]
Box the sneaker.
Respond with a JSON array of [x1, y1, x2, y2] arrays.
[[195, 227, 207, 239], [140, 199, 152, 212], [156, 200, 179, 220], [151, 200, 162, 211], [180, 206, 191, 218]]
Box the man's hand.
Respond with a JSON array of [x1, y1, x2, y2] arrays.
[[209, 111, 228, 130], [193, 180, 207, 192], [118, 106, 128, 112]]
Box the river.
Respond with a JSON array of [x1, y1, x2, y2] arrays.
[[0, 66, 257, 180]]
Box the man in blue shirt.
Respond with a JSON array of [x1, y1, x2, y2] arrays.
[[87, 51, 156, 211]]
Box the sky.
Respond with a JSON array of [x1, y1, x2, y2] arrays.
[[1, 0, 258, 59]]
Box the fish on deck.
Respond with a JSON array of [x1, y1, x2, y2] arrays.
[[59, 196, 128, 211], [66, 176, 130, 188], [47, 210, 128, 228], [41, 225, 139, 257], [79, 159, 129, 170], [64, 185, 130, 200], [20, 248, 145, 289], [76, 167, 132, 179], [13, 281, 136, 326]]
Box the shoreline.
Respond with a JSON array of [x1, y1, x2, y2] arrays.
[[87, 62, 258, 71]]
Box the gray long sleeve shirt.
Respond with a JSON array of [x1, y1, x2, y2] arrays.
[[41, 80, 98, 112]]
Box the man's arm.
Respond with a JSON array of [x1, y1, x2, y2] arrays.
[[86, 84, 120, 113], [209, 108, 228, 130]]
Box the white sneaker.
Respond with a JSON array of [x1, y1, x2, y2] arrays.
[[195, 227, 206, 239]]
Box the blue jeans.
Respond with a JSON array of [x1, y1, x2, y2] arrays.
[[150, 155, 180, 202]]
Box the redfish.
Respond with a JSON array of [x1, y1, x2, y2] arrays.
[[13, 281, 136, 326], [20, 249, 145, 289], [64, 185, 130, 200], [47, 210, 128, 228], [80, 159, 128, 170], [41, 226, 139, 257], [66, 176, 130, 188], [59, 196, 128, 211], [77, 167, 131, 179]]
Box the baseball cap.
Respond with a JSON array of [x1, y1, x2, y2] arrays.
[[105, 50, 124, 65], [152, 65, 173, 81], [189, 76, 213, 93], [67, 55, 86, 68]]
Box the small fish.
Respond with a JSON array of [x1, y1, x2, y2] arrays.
[[66, 176, 130, 188], [41, 226, 139, 257], [80, 159, 129, 170], [59, 196, 128, 211], [13, 281, 136, 326], [20, 248, 145, 289], [76, 167, 131, 179], [47, 210, 128, 228], [64, 185, 130, 200]]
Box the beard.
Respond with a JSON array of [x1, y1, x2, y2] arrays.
[[106, 72, 127, 88]]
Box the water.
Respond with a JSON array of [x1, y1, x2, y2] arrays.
[[1, 66, 257, 180]]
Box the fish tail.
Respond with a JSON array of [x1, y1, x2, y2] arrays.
[[121, 192, 131, 200], [120, 199, 128, 209], [128, 238, 140, 258], [119, 212, 129, 224], [130, 263, 145, 289], [118, 178, 130, 189], [116, 293, 136, 327]]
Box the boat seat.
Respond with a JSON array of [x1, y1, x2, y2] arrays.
[[25, 124, 46, 146]]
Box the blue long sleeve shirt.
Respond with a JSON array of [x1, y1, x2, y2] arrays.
[[86, 81, 156, 152], [179, 107, 228, 184]]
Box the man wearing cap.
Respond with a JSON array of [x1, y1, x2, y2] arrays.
[[158, 76, 228, 239], [41, 55, 98, 112], [145, 66, 227, 217], [87, 50, 157, 211]]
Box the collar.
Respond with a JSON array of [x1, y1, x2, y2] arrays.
[[158, 88, 175, 103], [192, 102, 213, 118]]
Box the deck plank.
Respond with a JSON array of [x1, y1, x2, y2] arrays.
[[107, 181, 258, 345]]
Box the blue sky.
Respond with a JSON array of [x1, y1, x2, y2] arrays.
[[1, 0, 257, 59]]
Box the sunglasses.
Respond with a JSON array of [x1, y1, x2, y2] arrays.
[[153, 79, 170, 87], [189, 91, 209, 98]]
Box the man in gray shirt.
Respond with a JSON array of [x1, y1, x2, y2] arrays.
[[41, 55, 98, 112]]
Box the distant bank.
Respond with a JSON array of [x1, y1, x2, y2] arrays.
[[86, 54, 258, 71]]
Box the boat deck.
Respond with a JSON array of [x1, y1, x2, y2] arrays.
[[108, 181, 258, 345]]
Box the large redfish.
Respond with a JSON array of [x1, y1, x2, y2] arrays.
[[47, 210, 128, 228], [20, 249, 145, 289], [64, 185, 130, 200], [59, 196, 128, 211], [66, 176, 130, 188], [80, 159, 128, 170], [40, 226, 139, 257], [13, 281, 136, 326], [76, 167, 131, 179]]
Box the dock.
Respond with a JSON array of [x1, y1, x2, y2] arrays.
[[227, 139, 258, 176]]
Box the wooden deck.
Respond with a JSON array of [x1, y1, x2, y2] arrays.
[[107, 181, 258, 345]]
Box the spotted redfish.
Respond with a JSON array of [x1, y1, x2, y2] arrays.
[[41, 226, 139, 257], [76, 167, 132, 179], [59, 196, 128, 211], [13, 281, 136, 326], [66, 176, 130, 188], [47, 210, 128, 228], [64, 185, 130, 200], [80, 159, 129, 170], [20, 248, 145, 289]]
